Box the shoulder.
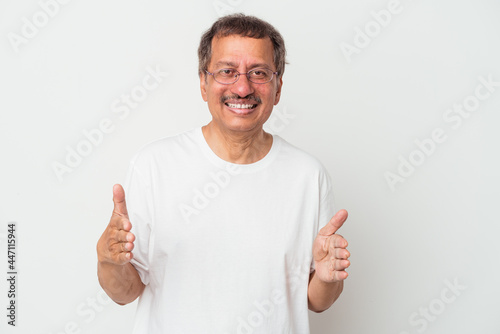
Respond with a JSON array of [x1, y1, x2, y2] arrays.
[[129, 127, 200, 167], [273, 135, 334, 199], [274, 134, 329, 174]]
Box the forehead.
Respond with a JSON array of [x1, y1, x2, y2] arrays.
[[210, 35, 275, 69]]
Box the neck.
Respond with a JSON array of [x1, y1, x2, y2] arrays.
[[201, 122, 273, 164]]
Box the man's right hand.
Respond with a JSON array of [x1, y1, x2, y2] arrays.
[[97, 184, 135, 265]]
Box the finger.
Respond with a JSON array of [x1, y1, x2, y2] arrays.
[[109, 239, 133, 253], [333, 259, 350, 271], [97, 224, 134, 265], [112, 229, 135, 243], [117, 241, 135, 253], [112, 250, 133, 265], [332, 270, 349, 282], [112, 184, 129, 217], [319, 209, 348, 237], [334, 248, 350, 259], [109, 239, 135, 259], [111, 216, 132, 232], [329, 234, 348, 250]]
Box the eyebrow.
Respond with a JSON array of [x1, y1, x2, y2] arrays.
[[213, 61, 273, 70]]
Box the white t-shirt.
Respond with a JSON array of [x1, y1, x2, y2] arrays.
[[124, 127, 335, 334]]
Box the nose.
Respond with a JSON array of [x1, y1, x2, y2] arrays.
[[230, 73, 254, 98]]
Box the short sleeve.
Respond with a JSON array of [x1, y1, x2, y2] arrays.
[[124, 161, 153, 286], [310, 168, 336, 273]]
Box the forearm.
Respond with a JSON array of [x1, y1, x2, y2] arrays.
[[307, 271, 343, 313], [97, 261, 145, 305]]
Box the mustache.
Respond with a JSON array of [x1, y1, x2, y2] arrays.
[[220, 95, 262, 104]]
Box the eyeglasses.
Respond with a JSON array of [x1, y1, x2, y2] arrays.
[[205, 68, 278, 84]]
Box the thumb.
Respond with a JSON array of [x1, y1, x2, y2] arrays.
[[112, 184, 128, 216], [318, 209, 348, 237]]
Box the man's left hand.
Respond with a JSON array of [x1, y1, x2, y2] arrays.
[[312, 209, 350, 283]]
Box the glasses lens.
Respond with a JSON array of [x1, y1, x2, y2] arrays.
[[212, 68, 275, 84], [248, 69, 273, 83], [214, 69, 238, 84]]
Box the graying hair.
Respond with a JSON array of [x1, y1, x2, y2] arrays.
[[198, 13, 287, 78]]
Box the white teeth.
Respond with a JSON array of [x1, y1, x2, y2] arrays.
[[227, 103, 255, 109]]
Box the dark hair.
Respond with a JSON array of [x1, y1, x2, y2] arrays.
[[198, 13, 287, 78]]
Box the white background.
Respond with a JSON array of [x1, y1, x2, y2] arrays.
[[1, 0, 499, 333]]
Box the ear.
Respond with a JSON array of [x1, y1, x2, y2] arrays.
[[200, 72, 208, 102], [274, 76, 283, 106]]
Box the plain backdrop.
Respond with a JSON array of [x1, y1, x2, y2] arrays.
[[1, 0, 499, 333]]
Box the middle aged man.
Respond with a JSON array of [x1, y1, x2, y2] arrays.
[[97, 13, 350, 333]]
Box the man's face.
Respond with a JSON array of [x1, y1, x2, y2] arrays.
[[200, 35, 283, 134]]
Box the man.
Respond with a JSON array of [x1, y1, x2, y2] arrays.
[[97, 14, 350, 333]]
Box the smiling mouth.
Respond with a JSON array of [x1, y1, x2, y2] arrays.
[[225, 103, 258, 109]]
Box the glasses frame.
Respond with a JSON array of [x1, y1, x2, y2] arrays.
[[205, 68, 279, 85]]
